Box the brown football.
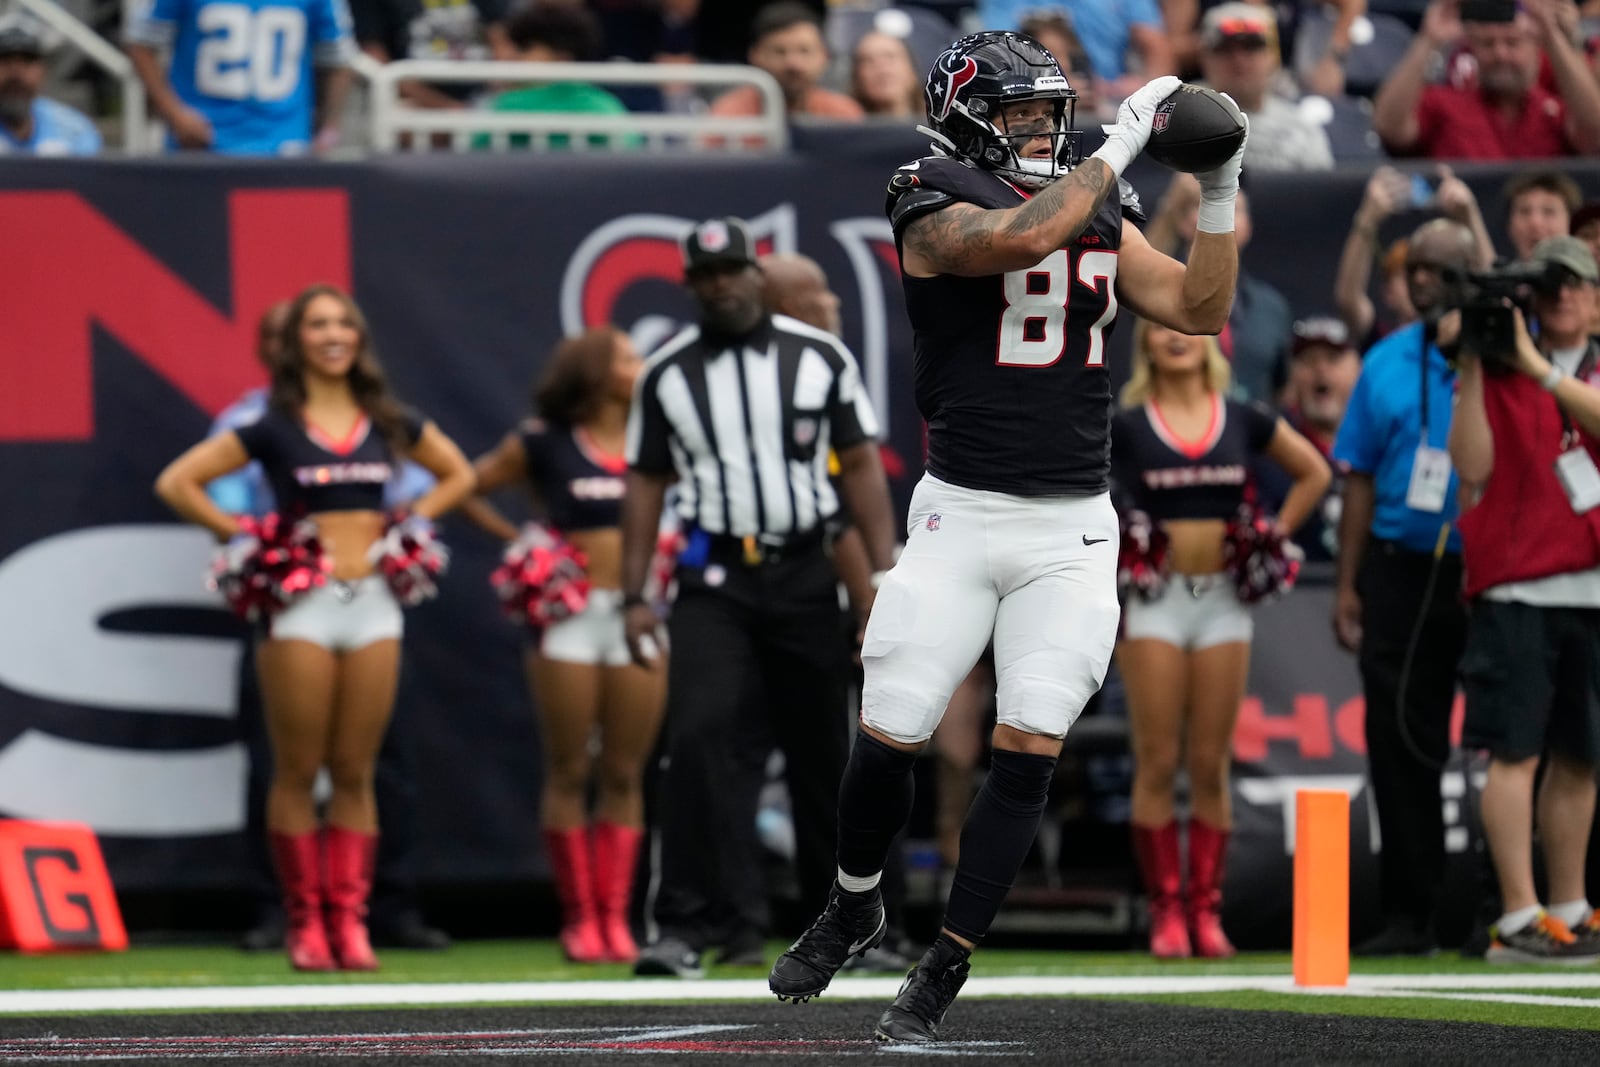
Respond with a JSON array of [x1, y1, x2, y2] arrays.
[[1145, 84, 1247, 174]]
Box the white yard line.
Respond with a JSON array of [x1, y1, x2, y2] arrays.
[[1, 972, 1598, 1015]]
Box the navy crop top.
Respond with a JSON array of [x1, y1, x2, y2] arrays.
[[1110, 396, 1279, 521], [233, 406, 425, 515], [520, 419, 626, 532]]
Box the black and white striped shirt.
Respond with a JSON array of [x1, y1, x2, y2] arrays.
[[626, 314, 880, 537]]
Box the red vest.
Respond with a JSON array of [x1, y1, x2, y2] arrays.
[[1458, 369, 1600, 597]]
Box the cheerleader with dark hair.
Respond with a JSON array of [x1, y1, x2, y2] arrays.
[[1111, 319, 1329, 959], [156, 284, 475, 972], [464, 326, 668, 963]]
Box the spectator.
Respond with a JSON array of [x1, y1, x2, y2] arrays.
[[1017, 11, 1103, 121], [352, 0, 510, 110], [475, 3, 632, 150], [126, 0, 355, 155], [1447, 235, 1600, 962], [849, 30, 923, 121], [1197, 3, 1334, 171], [1373, 0, 1600, 159], [1147, 178, 1293, 405], [1503, 169, 1582, 261], [1333, 218, 1475, 957], [0, 21, 100, 155], [710, 2, 862, 120], [1335, 165, 1495, 347], [976, 0, 1175, 101], [1572, 199, 1600, 264], [1259, 316, 1362, 563]]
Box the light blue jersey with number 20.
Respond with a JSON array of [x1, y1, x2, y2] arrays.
[[129, 0, 354, 155]]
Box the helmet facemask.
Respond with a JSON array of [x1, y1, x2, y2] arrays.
[[973, 89, 1081, 189]]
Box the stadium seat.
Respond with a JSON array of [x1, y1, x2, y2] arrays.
[[827, 4, 961, 83], [1302, 93, 1384, 163], [1294, 10, 1415, 99]]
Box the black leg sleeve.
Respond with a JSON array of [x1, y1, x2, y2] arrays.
[[943, 748, 1056, 944]]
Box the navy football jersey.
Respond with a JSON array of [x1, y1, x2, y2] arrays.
[[520, 418, 626, 532], [1109, 396, 1280, 521], [233, 405, 425, 514], [886, 155, 1141, 496]]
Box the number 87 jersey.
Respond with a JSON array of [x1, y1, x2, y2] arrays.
[[887, 154, 1142, 498], [129, 0, 355, 155]]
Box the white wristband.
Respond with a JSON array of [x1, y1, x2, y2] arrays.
[[1542, 364, 1566, 392], [1088, 136, 1135, 180], [1196, 194, 1237, 235]]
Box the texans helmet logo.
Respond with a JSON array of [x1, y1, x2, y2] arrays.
[[933, 55, 978, 122]]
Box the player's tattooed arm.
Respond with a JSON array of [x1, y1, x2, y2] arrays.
[[901, 158, 1116, 278]]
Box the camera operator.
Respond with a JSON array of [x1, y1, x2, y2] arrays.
[[1446, 235, 1600, 962]]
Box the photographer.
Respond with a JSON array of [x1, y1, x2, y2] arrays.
[[1447, 235, 1600, 962]]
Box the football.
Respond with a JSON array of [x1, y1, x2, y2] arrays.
[[1144, 85, 1246, 174]]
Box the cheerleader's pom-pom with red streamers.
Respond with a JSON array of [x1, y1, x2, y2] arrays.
[[370, 512, 450, 607], [489, 524, 591, 629], [207, 512, 332, 622], [646, 526, 686, 606], [1117, 509, 1171, 601], [1223, 501, 1304, 605]]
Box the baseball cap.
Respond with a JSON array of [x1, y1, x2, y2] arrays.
[[0, 21, 44, 58], [1530, 235, 1600, 283], [1201, 3, 1273, 50], [683, 217, 758, 273], [1291, 316, 1352, 356]]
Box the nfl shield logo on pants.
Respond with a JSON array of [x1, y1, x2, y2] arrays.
[[926, 513, 941, 531]]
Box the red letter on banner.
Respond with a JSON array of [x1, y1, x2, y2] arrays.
[[0, 190, 350, 441], [1233, 694, 1334, 763], [0, 821, 127, 952]]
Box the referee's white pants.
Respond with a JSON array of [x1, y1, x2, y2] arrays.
[[860, 474, 1122, 744]]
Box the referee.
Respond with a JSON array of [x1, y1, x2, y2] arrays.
[[622, 217, 897, 977]]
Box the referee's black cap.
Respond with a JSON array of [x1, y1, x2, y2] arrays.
[[683, 217, 758, 273]]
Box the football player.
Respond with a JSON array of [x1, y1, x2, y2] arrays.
[[768, 30, 1247, 1042]]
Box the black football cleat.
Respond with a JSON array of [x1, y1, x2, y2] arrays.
[[767, 883, 886, 1002], [874, 939, 971, 1043]]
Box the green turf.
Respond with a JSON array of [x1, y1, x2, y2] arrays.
[[1097, 991, 1600, 1032], [0, 942, 1580, 990]]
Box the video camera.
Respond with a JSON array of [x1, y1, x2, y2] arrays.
[[1442, 260, 1567, 371]]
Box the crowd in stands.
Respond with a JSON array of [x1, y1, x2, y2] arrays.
[[3, 0, 1600, 161]]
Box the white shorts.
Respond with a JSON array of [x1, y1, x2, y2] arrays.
[[540, 589, 631, 667], [1121, 575, 1252, 651], [269, 576, 403, 652], [860, 474, 1122, 744]]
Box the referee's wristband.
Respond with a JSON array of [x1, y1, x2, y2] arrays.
[[1542, 364, 1566, 392], [622, 593, 648, 609]]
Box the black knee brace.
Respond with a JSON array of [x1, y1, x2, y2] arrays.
[[836, 730, 919, 878], [944, 747, 1057, 944]]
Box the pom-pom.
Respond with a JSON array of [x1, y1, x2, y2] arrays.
[[646, 525, 685, 606], [1117, 508, 1170, 602], [370, 512, 450, 607], [207, 513, 332, 622], [1223, 499, 1303, 605], [490, 524, 591, 629]]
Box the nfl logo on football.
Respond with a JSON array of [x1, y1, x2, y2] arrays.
[[1152, 106, 1172, 134], [926, 513, 941, 531]]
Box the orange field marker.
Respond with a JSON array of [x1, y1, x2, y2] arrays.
[[0, 820, 126, 953], [1292, 789, 1349, 987]]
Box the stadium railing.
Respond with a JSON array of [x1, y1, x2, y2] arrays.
[[13, 0, 148, 152], [365, 61, 789, 153]]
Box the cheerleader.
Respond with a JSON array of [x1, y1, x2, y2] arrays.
[[1111, 320, 1330, 958], [155, 284, 474, 972], [464, 327, 668, 963]]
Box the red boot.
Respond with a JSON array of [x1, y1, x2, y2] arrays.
[[591, 822, 643, 963], [1187, 819, 1236, 959], [544, 828, 606, 962], [1132, 821, 1190, 959], [323, 826, 380, 971], [269, 831, 334, 972]]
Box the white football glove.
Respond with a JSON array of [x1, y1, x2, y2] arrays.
[[1196, 96, 1249, 234], [1090, 75, 1184, 178]]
